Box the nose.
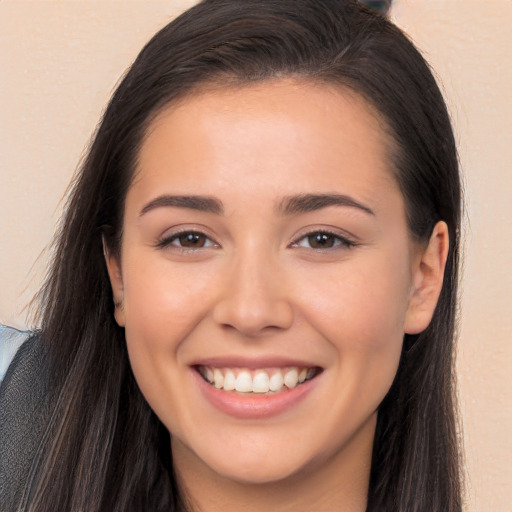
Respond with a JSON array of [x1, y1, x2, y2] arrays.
[[212, 253, 294, 337]]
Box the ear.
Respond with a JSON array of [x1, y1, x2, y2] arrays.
[[103, 237, 126, 327], [404, 221, 449, 335]]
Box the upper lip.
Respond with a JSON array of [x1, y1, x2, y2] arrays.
[[190, 356, 321, 370]]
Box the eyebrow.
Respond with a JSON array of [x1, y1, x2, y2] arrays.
[[278, 193, 375, 216], [139, 195, 224, 216], [139, 192, 374, 218]]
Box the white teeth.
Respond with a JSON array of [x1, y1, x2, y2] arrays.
[[223, 370, 236, 391], [213, 368, 224, 389], [235, 371, 253, 393], [252, 371, 270, 393], [200, 366, 317, 393], [205, 367, 214, 383], [269, 372, 284, 392], [284, 368, 299, 389]]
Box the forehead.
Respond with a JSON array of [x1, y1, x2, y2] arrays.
[[132, 79, 400, 214]]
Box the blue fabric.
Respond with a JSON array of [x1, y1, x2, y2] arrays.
[[0, 324, 31, 385]]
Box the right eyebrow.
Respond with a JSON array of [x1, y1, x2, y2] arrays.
[[139, 195, 224, 217]]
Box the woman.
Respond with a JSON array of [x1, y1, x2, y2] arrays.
[[0, 0, 462, 510]]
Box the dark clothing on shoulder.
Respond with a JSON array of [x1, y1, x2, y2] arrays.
[[0, 335, 52, 511]]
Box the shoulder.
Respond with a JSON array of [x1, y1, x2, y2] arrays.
[[0, 327, 52, 510], [0, 324, 31, 385]]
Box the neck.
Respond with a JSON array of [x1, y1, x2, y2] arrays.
[[172, 415, 375, 512]]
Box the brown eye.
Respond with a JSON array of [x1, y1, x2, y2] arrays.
[[156, 230, 218, 251], [307, 233, 336, 249], [292, 231, 355, 250], [177, 232, 208, 247]]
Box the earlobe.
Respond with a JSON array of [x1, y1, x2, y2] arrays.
[[404, 221, 449, 335], [102, 237, 126, 327]]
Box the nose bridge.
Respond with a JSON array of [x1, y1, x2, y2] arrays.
[[213, 241, 293, 335]]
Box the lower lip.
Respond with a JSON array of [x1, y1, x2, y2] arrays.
[[192, 369, 319, 419]]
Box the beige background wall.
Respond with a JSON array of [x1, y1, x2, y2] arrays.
[[1, 1, 511, 510]]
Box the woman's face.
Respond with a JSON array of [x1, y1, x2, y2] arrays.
[[106, 80, 444, 487]]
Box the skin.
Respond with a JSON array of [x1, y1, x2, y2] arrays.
[[105, 80, 448, 512]]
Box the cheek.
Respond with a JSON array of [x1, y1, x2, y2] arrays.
[[291, 251, 411, 415], [119, 253, 221, 398], [119, 255, 223, 428], [297, 253, 411, 352], [121, 254, 218, 343]]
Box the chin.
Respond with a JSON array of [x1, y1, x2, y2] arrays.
[[211, 457, 307, 486], [174, 434, 314, 486]]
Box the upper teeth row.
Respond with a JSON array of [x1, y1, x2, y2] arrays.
[[200, 367, 315, 393]]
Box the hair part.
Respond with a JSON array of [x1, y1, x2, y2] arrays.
[[26, 1, 462, 511]]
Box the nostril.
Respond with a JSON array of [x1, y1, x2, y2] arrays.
[[213, 298, 294, 336]]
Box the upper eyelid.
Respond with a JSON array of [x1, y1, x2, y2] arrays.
[[156, 228, 220, 248], [290, 234, 355, 250], [155, 225, 357, 248], [158, 224, 217, 239], [290, 227, 357, 245]]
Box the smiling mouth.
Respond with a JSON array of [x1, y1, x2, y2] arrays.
[[195, 366, 322, 394]]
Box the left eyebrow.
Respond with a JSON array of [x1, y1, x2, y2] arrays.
[[139, 195, 224, 217], [277, 193, 375, 216]]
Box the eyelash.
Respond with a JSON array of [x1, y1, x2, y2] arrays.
[[290, 230, 356, 251], [156, 229, 356, 252], [156, 230, 219, 251]]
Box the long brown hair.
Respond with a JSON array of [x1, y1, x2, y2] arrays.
[[24, 1, 462, 510]]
